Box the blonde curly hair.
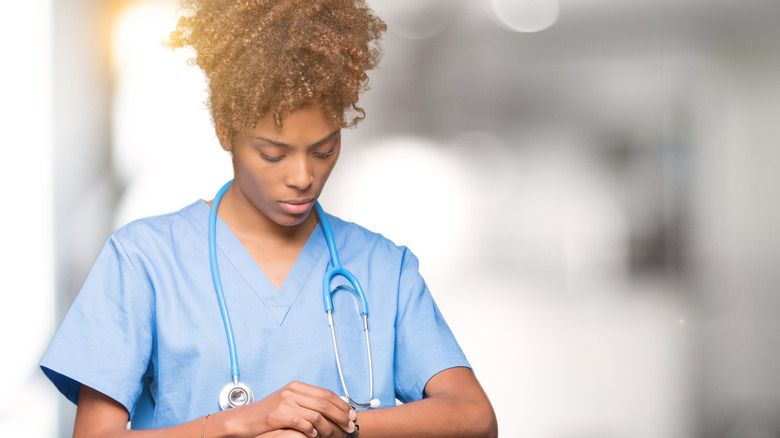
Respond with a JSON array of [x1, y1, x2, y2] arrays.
[[168, 0, 385, 138]]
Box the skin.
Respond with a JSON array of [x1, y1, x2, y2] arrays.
[[214, 106, 343, 289], [73, 106, 498, 438]]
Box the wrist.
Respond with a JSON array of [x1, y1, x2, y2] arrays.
[[202, 414, 211, 438], [205, 410, 235, 438]]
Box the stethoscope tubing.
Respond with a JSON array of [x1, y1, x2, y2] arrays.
[[209, 180, 241, 380], [315, 202, 369, 315], [315, 204, 376, 407], [209, 180, 377, 409]]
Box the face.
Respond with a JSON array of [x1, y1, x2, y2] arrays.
[[221, 106, 341, 228]]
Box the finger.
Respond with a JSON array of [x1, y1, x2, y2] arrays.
[[286, 389, 354, 432], [306, 413, 336, 438], [281, 382, 354, 430], [297, 398, 355, 433], [314, 418, 346, 438], [283, 401, 351, 437], [285, 381, 351, 411], [255, 429, 310, 438], [278, 413, 319, 438]]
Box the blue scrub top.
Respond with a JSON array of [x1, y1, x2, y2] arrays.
[[40, 200, 469, 429]]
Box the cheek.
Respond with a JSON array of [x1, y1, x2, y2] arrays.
[[318, 151, 340, 181], [233, 157, 273, 196], [234, 150, 272, 180], [314, 162, 337, 187]]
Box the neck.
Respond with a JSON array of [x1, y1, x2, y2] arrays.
[[214, 184, 318, 245]]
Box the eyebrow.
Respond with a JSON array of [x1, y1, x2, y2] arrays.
[[251, 129, 340, 150]]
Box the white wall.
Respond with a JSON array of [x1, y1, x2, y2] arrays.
[[0, 1, 57, 436]]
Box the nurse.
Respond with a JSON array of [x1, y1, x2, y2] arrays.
[[41, 1, 497, 437]]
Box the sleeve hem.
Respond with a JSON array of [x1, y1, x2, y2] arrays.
[[40, 364, 137, 416], [408, 359, 472, 402]]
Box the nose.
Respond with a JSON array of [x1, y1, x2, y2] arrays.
[[286, 155, 314, 191]]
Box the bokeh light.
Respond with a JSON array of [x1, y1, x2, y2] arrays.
[[323, 136, 464, 265], [485, 0, 560, 33], [370, 0, 456, 39], [111, 0, 231, 226]]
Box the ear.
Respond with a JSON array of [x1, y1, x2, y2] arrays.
[[215, 122, 232, 152]]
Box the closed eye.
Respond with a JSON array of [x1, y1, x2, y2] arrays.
[[313, 149, 335, 159], [260, 151, 285, 162], [313, 138, 338, 159]]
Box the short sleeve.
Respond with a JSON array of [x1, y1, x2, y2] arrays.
[[40, 235, 155, 415], [393, 249, 470, 403]]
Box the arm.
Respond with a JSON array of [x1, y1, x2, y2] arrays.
[[74, 382, 357, 438], [357, 367, 497, 438]]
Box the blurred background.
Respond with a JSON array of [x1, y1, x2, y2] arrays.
[[2, 0, 780, 436]]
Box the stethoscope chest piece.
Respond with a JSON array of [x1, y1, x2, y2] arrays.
[[219, 381, 254, 410]]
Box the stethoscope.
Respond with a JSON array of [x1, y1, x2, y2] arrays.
[[209, 180, 380, 410]]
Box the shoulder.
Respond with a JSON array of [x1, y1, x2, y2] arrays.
[[324, 213, 419, 271], [102, 200, 209, 271], [326, 214, 406, 253], [111, 200, 206, 248]]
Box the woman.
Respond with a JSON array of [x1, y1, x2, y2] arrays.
[[41, 1, 497, 437]]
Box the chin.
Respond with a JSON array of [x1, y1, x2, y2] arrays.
[[273, 211, 313, 228]]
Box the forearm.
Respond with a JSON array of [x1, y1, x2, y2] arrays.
[[74, 387, 235, 438], [357, 398, 496, 438], [356, 368, 497, 438], [75, 417, 205, 438], [75, 383, 353, 438], [76, 412, 290, 438]]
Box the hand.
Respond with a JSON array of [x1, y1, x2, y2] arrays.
[[224, 381, 356, 438], [255, 429, 309, 438]]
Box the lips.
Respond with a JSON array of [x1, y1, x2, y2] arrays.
[[279, 199, 314, 215]]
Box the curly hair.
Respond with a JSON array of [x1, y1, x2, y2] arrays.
[[168, 0, 385, 137]]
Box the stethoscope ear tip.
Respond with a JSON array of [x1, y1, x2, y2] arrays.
[[369, 398, 380, 409]]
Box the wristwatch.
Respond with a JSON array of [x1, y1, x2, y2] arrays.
[[344, 422, 359, 438]]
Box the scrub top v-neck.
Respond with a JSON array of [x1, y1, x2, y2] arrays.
[[40, 199, 470, 429], [201, 200, 328, 325]]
